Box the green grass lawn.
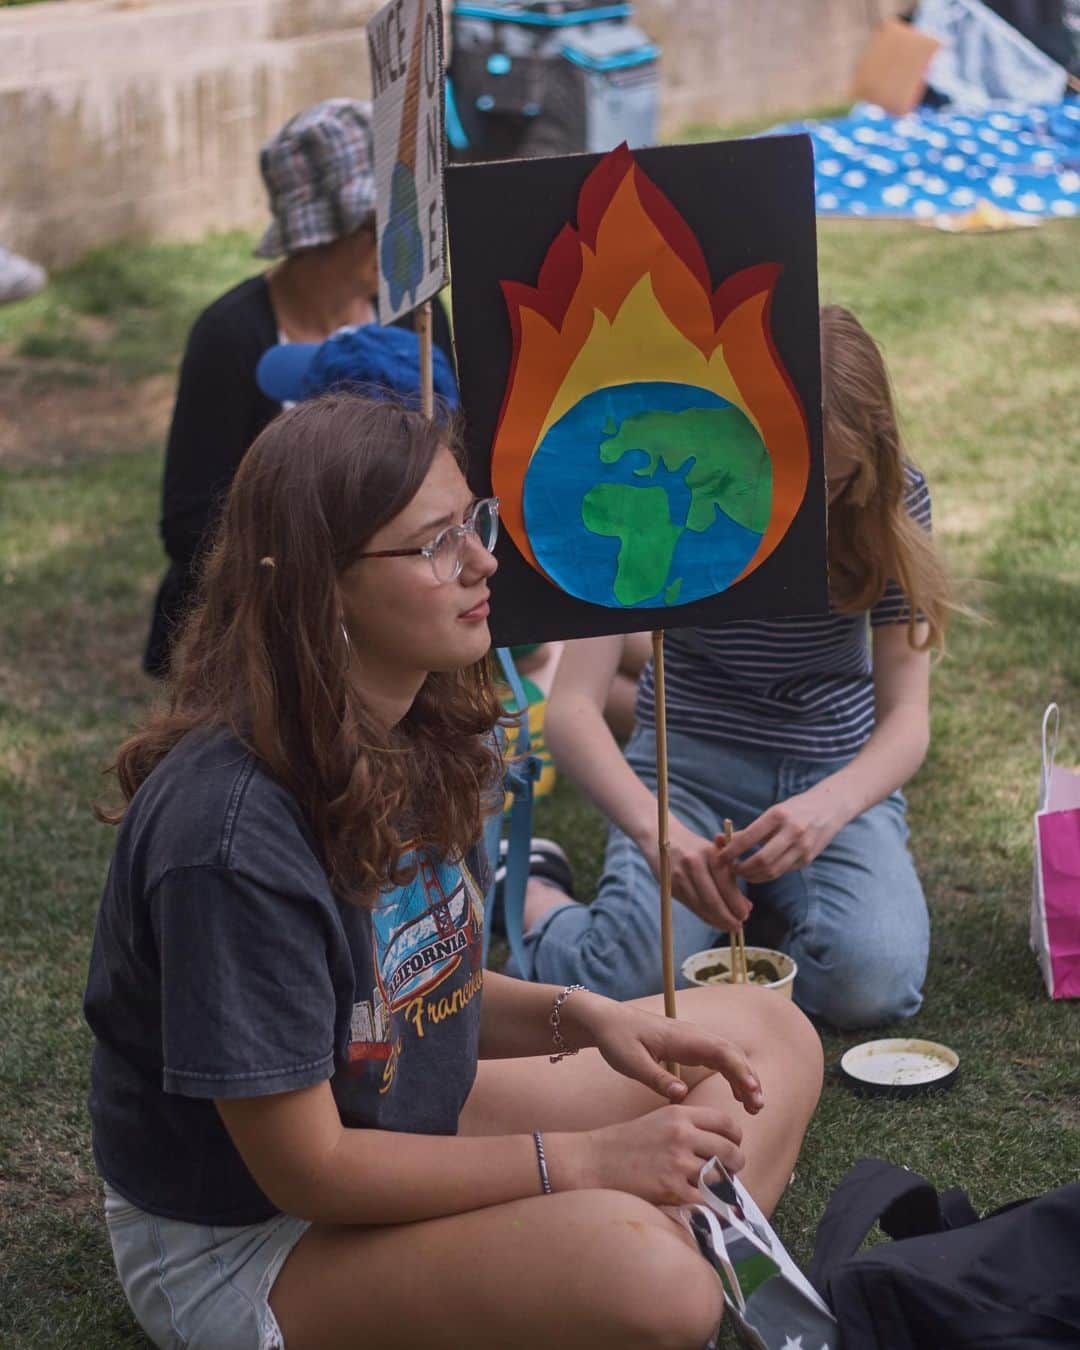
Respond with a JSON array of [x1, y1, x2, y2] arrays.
[[1, 199, 1078, 1345], [0, 232, 260, 380]]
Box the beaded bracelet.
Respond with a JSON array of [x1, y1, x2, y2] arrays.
[[532, 1130, 553, 1195], [549, 982, 587, 1064]]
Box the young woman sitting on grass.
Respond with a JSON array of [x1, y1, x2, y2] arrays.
[[524, 306, 953, 1031], [84, 394, 822, 1350]]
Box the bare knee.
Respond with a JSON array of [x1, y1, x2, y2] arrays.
[[679, 984, 824, 1136], [578, 1192, 723, 1349], [621, 1249, 724, 1350], [680, 984, 824, 1099], [747, 987, 823, 1072], [748, 988, 823, 1109]]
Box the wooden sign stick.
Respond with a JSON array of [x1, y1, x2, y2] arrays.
[[418, 299, 433, 418], [651, 628, 681, 1080]]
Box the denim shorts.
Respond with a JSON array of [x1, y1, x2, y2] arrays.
[[104, 1184, 309, 1350]]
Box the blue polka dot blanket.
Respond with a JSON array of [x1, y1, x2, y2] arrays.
[[770, 100, 1079, 222]]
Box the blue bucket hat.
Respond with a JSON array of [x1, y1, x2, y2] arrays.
[[256, 323, 459, 410]]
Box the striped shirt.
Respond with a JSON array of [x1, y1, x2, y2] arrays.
[[635, 467, 932, 763]]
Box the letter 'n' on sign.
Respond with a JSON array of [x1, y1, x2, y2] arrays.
[[369, 0, 448, 324]]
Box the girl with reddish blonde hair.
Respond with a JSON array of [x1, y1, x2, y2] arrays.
[[85, 392, 821, 1350], [530, 306, 953, 1031]]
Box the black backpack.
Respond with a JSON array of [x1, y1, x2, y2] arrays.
[[809, 1158, 1080, 1348]]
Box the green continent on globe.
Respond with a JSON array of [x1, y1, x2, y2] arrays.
[[581, 484, 683, 606], [598, 405, 772, 536]]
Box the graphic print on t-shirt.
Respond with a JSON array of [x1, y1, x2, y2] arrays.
[[347, 854, 484, 1065]]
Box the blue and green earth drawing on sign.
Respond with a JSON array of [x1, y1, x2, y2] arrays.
[[382, 161, 424, 313], [522, 381, 772, 608]]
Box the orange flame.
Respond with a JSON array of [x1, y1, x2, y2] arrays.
[[492, 143, 811, 588]]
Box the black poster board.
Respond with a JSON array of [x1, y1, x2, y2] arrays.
[[446, 136, 827, 646]]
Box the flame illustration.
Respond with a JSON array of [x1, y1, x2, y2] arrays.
[[492, 143, 811, 599]]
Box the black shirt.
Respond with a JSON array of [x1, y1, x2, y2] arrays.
[[84, 727, 487, 1224], [144, 276, 455, 676]]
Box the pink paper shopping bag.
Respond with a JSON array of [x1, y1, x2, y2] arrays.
[[1031, 704, 1080, 998]]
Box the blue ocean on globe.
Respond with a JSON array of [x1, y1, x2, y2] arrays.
[[522, 381, 765, 609]]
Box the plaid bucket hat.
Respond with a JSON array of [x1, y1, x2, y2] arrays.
[[255, 99, 377, 259]]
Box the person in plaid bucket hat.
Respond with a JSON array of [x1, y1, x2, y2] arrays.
[[144, 98, 453, 678], [254, 99, 378, 259]]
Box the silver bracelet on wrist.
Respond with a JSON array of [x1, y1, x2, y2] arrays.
[[532, 1130, 553, 1195], [549, 982, 587, 1064]]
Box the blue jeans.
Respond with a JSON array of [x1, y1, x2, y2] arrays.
[[523, 728, 929, 1030]]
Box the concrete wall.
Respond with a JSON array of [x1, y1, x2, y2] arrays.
[[0, 0, 904, 268], [0, 0, 381, 267], [642, 0, 906, 132]]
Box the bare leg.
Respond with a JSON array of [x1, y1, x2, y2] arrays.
[[271, 1188, 723, 1350], [269, 985, 819, 1348], [523, 873, 574, 931]]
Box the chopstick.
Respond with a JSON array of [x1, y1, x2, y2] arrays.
[[723, 817, 748, 984]]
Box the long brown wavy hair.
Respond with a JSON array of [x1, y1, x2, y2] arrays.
[[821, 305, 951, 651], [102, 393, 505, 905]]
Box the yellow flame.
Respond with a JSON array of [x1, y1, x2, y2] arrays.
[[536, 272, 751, 448]]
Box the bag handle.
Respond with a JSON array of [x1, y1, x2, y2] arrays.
[[808, 1158, 951, 1293], [1041, 702, 1060, 808], [498, 646, 533, 757], [495, 647, 540, 972]]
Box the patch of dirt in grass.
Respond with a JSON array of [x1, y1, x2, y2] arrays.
[[0, 741, 47, 787], [937, 496, 1011, 544], [1052, 1102, 1080, 1131], [0, 602, 153, 719], [0, 1173, 99, 1217], [0, 362, 174, 466], [1025, 296, 1080, 330]]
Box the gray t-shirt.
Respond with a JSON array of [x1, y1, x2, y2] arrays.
[[84, 726, 487, 1224]]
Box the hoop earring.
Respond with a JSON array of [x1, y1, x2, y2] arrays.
[[341, 621, 352, 653]]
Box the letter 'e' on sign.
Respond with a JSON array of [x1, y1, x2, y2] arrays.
[[369, 0, 447, 323]]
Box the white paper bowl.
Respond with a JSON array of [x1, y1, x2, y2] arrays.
[[682, 946, 797, 999], [839, 1038, 960, 1097]]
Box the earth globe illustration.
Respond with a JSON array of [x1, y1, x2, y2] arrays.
[[522, 381, 773, 608]]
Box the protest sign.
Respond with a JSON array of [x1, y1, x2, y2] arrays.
[[446, 136, 827, 647], [370, 0, 447, 324]]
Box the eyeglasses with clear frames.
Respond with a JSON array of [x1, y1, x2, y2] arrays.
[[355, 496, 500, 583]]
